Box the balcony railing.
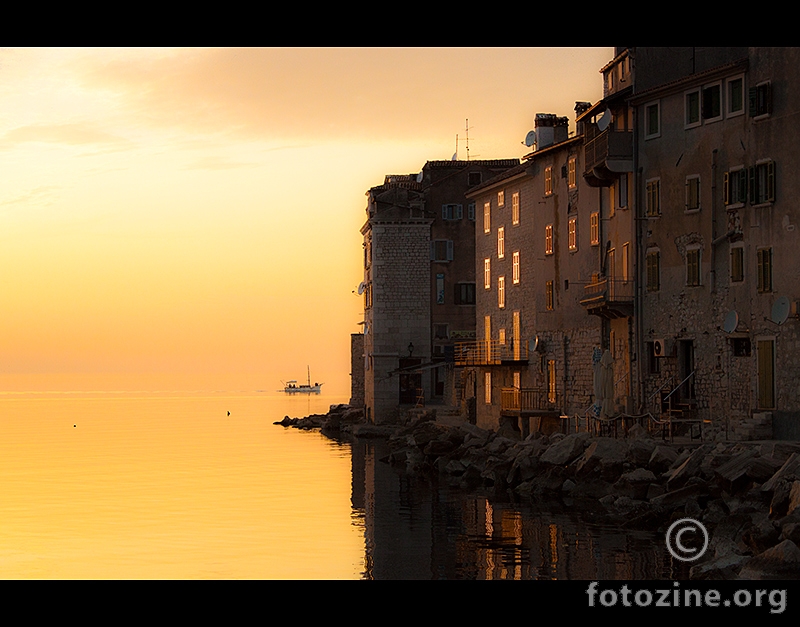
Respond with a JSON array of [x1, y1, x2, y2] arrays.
[[453, 339, 528, 366], [580, 278, 635, 318], [500, 388, 560, 413], [583, 128, 633, 185]]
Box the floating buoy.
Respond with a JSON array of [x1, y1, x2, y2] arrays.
[[227, 411, 230, 416]]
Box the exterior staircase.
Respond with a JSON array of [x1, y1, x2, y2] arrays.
[[734, 412, 774, 441]]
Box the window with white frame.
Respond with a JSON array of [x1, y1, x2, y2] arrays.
[[590, 212, 600, 245], [645, 101, 660, 139], [511, 192, 520, 225], [750, 81, 772, 118], [498, 190, 505, 207], [702, 82, 722, 122], [686, 247, 702, 286], [685, 175, 701, 212], [685, 88, 701, 128], [497, 226, 505, 259], [646, 179, 661, 216], [727, 75, 744, 117], [568, 156, 577, 189], [545, 166, 553, 196], [484, 258, 491, 289], [512, 251, 520, 284], [568, 217, 577, 251], [545, 224, 553, 255], [483, 201, 491, 233], [498, 276, 505, 309]]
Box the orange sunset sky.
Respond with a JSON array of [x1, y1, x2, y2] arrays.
[[0, 47, 613, 395]]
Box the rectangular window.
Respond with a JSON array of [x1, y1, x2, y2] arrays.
[[646, 250, 660, 292], [757, 339, 775, 409], [757, 248, 773, 293], [702, 83, 722, 122], [431, 240, 453, 262], [545, 224, 554, 255], [645, 101, 660, 138], [484, 371, 492, 404], [568, 217, 577, 251], [483, 201, 491, 233], [511, 192, 520, 225], [727, 75, 744, 117], [617, 173, 628, 209], [442, 203, 463, 220], [545, 166, 553, 196], [484, 258, 491, 289], [498, 190, 505, 207], [497, 226, 505, 259], [622, 242, 630, 283], [686, 248, 701, 286], [749, 82, 772, 118], [686, 175, 701, 212], [730, 245, 744, 283], [750, 160, 776, 205], [590, 212, 600, 245], [646, 179, 661, 216], [547, 360, 556, 404], [724, 168, 748, 206], [498, 328, 506, 345], [469, 172, 482, 186], [513, 371, 520, 390], [545, 280, 554, 311], [436, 273, 445, 304], [455, 282, 476, 305], [568, 156, 577, 189], [467, 202, 475, 221], [685, 89, 700, 127], [512, 251, 520, 284], [498, 276, 505, 309]]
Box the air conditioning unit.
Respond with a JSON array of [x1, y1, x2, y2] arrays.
[[653, 339, 666, 358]]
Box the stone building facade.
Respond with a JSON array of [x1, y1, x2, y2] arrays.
[[632, 47, 800, 439], [360, 160, 519, 424]]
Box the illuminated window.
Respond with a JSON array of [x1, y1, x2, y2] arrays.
[[545, 280, 554, 310], [512, 192, 520, 225], [545, 224, 553, 255], [545, 166, 553, 195], [568, 156, 577, 189], [484, 258, 491, 289], [498, 328, 506, 345], [498, 190, 505, 207], [483, 201, 491, 233], [547, 360, 556, 403], [568, 217, 577, 251], [497, 226, 505, 259], [622, 242, 630, 283], [590, 212, 600, 245], [484, 371, 492, 404], [512, 251, 520, 284], [498, 276, 505, 309]]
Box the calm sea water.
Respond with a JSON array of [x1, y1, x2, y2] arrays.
[[0, 388, 676, 579]]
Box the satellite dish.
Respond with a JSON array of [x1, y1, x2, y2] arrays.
[[357, 282, 366, 295], [523, 130, 536, 147], [451, 152, 457, 161], [531, 336, 540, 353], [772, 296, 791, 325], [597, 108, 612, 131], [416, 172, 423, 183], [723, 310, 739, 333]]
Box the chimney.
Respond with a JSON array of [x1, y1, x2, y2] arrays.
[[534, 113, 570, 150], [574, 101, 592, 136]]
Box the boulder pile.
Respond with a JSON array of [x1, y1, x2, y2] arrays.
[[276, 406, 800, 579]]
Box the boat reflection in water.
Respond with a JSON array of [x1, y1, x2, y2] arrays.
[[348, 437, 678, 580]]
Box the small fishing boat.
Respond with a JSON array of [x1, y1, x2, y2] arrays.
[[281, 367, 323, 394]]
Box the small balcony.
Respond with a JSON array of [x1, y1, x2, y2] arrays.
[[583, 127, 633, 187], [580, 278, 634, 319], [500, 388, 561, 415], [453, 339, 528, 366]]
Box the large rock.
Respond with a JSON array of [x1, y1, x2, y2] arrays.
[[738, 539, 800, 580], [539, 432, 591, 467], [574, 437, 628, 479], [665, 444, 713, 491]]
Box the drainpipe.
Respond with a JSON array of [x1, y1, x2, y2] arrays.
[[710, 149, 718, 293], [633, 106, 645, 414]]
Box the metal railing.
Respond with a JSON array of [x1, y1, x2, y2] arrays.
[[454, 339, 529, 366], [583, 129, 633, 174], [500, 388, 559, 413], [581, 278, 635, 304]]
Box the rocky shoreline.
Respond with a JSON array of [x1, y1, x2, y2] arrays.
[[275, 404, 800, 580]]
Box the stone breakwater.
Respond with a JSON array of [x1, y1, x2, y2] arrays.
[[275, 404, 800, 580]]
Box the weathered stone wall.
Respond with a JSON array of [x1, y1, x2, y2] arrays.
[[350, 333, 364, 408]]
